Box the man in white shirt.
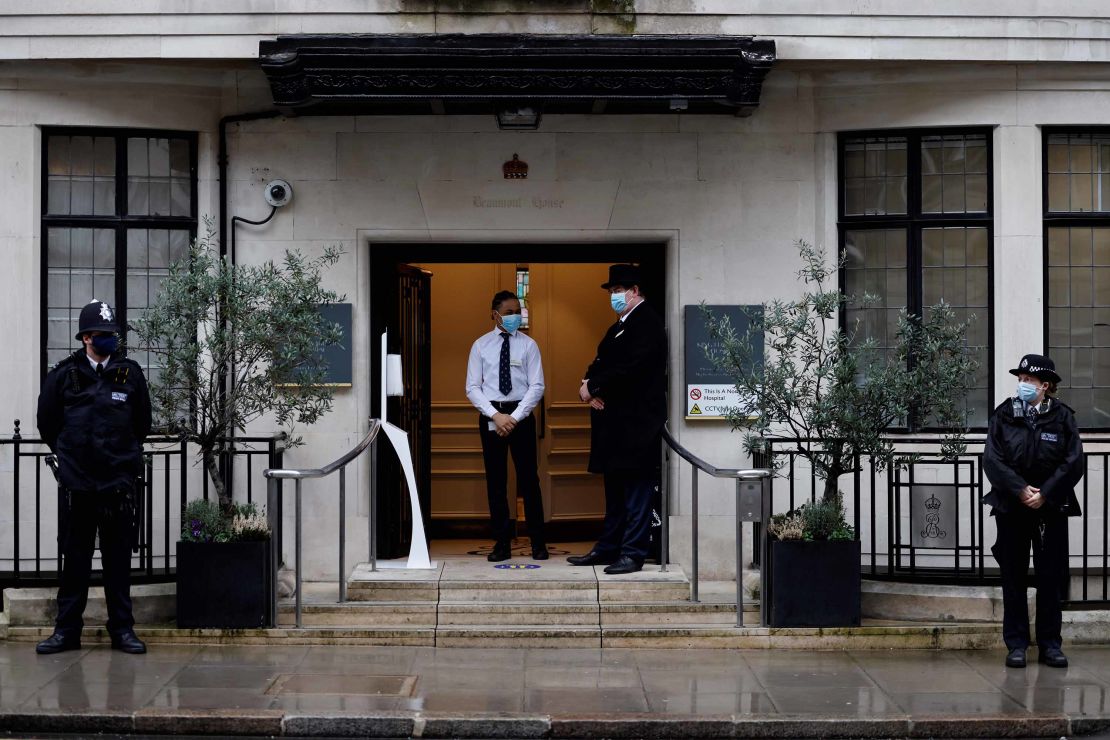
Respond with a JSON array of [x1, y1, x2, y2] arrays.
[[465, 290, 548, 562]]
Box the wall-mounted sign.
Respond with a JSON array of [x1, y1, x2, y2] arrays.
[[287, 303, 352, 387], [910, 484, 957, 549], [317, 302, 353, 386], [683, 305, 763, 421]]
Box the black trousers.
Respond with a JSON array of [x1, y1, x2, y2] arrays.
[[593, 470, 657, 564], [55, 487, 135, 639], [992, 509, 1069, 651], [478, 412, 546, 546]]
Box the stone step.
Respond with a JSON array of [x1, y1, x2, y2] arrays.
[[345, 562, 442, 603], [600, 601, 750, 626], [438, 580, 598, 604], [437, 602, 598, 626], [434, 625, 602, 648], [276, 602, 437, 628], [2, 584, 176, 627], [21, 619, 1099, 650]]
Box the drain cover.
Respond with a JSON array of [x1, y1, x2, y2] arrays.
[[267, 674, 417, 696], [494, 563, 541, 569]]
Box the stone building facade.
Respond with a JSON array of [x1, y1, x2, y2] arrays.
[[3, 3, 1110, 581]]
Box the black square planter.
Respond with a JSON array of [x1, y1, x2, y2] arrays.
[[768, 539, 861, 627], [176, 540, 272, 629]]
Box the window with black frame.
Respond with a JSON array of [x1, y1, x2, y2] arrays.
[[41, 129, 197, 384], [838, 129, 993, 428], [1044, 129, 1110, 428]]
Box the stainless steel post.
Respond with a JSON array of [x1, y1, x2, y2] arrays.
[[339, 466, 346, 603], [691, 466, 699, 603], [736, 478, 744, 627], [370, 437, 378, 572], [295, 478, 303, 629], [267, 476, 279, 628], [660, 447, 669, 572], [760, 475, 771, 628]]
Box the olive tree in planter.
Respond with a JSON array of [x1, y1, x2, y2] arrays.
[[134, 223, 343, 628], [703, 240, 978, 627]]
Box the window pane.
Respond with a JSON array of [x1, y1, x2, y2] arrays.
[[842, 136, 908, 216], [920, 134, 988, 214], [126, 228, 192, 378], [127, 136, 192, 217], [921, 227, 990, 426], [844, 229, 907, 363], [44, 135, 116, 216], [1046, 133, 1110, 214], [1048, 225, 1110, 427], [45, 227, 116, 360]]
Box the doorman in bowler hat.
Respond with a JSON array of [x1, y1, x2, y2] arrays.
[[35, 299, 151, 655], [984, 353, 1082, 669], [569, 264, 667, 574]]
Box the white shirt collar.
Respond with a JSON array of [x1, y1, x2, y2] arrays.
[[86, 352, 109, 371], [619, 300, 643, 323]]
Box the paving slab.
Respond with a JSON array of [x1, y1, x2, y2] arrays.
[[0, 642, 1107, 737]]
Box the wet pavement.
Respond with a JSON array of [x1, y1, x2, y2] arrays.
[[2, 642, 1110, 737]]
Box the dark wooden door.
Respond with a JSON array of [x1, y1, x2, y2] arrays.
[[374, 263, 432, 557]]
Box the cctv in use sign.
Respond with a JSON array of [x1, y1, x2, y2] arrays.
[[686, 384, 752, 420]]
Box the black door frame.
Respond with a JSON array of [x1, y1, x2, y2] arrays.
[[369, 241, 668, 556]]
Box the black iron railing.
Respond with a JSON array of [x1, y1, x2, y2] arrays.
[[0, 419, 283, 601], [763, 436, 1110, 605]]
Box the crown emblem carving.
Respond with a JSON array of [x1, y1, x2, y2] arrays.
[[503, 154, 528, 179], [925, 492, 941, 510]]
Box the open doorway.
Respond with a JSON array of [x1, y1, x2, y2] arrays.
[[370, 244, 666, 558]]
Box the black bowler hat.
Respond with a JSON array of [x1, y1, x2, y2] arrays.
[[601, 264, 643, 290], [75, 299, 119, 340], [1009, 353, 1062, 384]]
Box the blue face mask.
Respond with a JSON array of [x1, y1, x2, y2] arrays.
[[1016, 380, 1041, 403], [499, 314, 522, 334], [610, 291, 628, 314], [91, 334, 118, 356]]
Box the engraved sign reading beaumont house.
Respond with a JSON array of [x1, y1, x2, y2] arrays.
[[472, 196, 565, 209]]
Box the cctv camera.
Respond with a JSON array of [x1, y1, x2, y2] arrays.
[[264, 179, 293, 208]]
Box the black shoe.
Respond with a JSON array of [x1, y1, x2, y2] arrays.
[[567, 550, 617, 566], [110, 631, 147, 654], [487, 542, 512, 562], [35, 632, 81, 655], [532, 545, 549, 561], [1005, 648, 1027, 668], [1038, 647, 1068, 668], [603, 556, 643, 575]]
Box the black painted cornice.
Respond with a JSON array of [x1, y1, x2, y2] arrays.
[[258, 34, 776, 116]]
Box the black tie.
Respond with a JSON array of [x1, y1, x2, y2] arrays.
[[498, 333, 512, 396], [95, 362, 103, 377]]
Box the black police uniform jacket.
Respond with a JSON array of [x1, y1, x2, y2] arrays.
[[36, 349, 152, 493], [982, 397, 1083, 517], [584, 302, 668, 475]]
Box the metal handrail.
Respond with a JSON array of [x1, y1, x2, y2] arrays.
[[662, 425, 771, 626], [264, 418, 382, 628]]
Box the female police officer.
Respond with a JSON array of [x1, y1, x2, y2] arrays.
[[983, 353, 1082, 669]]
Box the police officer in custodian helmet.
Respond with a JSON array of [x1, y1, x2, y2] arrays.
[[35, 299, 151, 654], [983, 353, 1083, 669]]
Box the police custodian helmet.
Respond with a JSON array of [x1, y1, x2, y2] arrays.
[[75, 299, 120, 340]]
